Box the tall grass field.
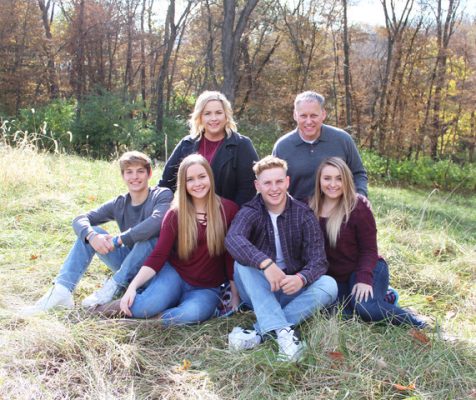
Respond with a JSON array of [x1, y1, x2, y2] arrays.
[[0, 146, 475, 399]]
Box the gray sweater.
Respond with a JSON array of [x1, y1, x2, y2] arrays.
[[72, 186, 173, 247], [273, 126, 368, 201]]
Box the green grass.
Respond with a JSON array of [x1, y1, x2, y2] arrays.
[[1, 146, 475, 399]]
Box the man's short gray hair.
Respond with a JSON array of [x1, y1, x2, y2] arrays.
[[294, 91, 325, 110]]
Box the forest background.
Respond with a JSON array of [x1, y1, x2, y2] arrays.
[[0, 0, 475, 190], [1, 1, 476, 398]]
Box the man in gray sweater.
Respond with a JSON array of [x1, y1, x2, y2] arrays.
[[273, 91, 368, 202], [23, 151, 173, 315]]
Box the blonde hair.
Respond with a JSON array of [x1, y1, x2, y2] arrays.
[[253, 155, 288, 178], [189, 91, 237, 139], [173, 154, 227, 260], [309, 157, 357, 247], [119, 151, 152, 175]]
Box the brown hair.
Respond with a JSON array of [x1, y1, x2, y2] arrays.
[[119, 151, 152, 175]]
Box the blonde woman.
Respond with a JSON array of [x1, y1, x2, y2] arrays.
[[118, 154, 239, 324], [310, 157, 426, 327], [159, 91, 258, 206]]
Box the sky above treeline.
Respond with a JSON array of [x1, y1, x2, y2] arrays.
[[349, 0, 474, 26], [153, 0, 475, 27]]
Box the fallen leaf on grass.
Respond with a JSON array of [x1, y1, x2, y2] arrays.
[[409, 328, 430, 345], [393, 382, 416, 391], [30, 254, 40, 260], [327, 351, 345, 361], [179, 359, 191, 371], [425, 295, 435, 303], [87, 195, 97, 202]]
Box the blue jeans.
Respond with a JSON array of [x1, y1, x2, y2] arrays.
[[130, 262, 221, 325], [55, 226, 157, 292], [337, 259, 425, 328], [234, 262, 338, 334]]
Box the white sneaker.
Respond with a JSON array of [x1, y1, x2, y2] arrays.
[[228, 327, 262, 351], [20, 283, 74, 316], [276, 328, 305, 362], [81, 278, 121, 308]]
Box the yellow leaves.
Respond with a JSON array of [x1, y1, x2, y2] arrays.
[[425, 295, 435, 303], [177, 359, 191, 371], [87, 194, 97, 203]]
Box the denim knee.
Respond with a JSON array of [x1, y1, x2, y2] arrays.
[[311, 275, 338, 304]]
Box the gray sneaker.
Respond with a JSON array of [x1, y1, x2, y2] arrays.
[[228, 327, 262, 351], [81, 278, 120, 308], [276, 328, 305, 362]]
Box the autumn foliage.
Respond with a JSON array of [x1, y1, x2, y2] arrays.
[[0, 0, 474, 163]]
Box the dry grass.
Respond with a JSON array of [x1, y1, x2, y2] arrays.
[[1, 146, 475, 399]]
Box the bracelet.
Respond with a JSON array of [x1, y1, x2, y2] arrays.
[[296, 273, 307, 287], [261, 259, 274, 271], [86, 232, 97, 243], [112, 236, 121, 248]]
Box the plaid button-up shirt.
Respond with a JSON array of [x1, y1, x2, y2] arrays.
[[225, 194, 328, 285]]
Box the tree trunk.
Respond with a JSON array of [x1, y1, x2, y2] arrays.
[[73, 0, 86, 115], [155, 1, 192, 141], [342, 0, 352, 131], [221, 0, 259, 105], [202, 0, 219, 91], [429, 0, 459, 159], [37, 0, 59, 99], [140, 0, 148, 118]]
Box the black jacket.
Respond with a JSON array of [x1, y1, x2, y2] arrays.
[[158, 131, 259, 206]]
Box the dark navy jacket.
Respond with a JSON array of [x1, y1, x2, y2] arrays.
[[158, 131, 259, 206]]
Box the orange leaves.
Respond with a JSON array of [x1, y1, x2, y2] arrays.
[[408, 328, 430, 345], [327, 351, 345, 362], [327, 350, 346, 369], [392, 382, 416, 392], [87, 194, 97, 203], [30, 254, 40, 260]]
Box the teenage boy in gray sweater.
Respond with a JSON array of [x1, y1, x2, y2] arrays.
[[22, 151, 173, 315]]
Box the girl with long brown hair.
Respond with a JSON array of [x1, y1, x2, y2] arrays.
[[118, 154, 239, 324], [310, 157, 426, 327]]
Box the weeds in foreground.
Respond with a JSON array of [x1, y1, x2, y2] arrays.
[[0, 148, 475, 399]]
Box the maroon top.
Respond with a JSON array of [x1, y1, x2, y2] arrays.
[[144, 197, 239, 287], [199, 136, 224, 164], [319, 197, 379, 285]]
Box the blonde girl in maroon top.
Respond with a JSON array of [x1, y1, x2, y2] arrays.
[[310, 157, 425, 327], [114, 154, 239, 324]]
